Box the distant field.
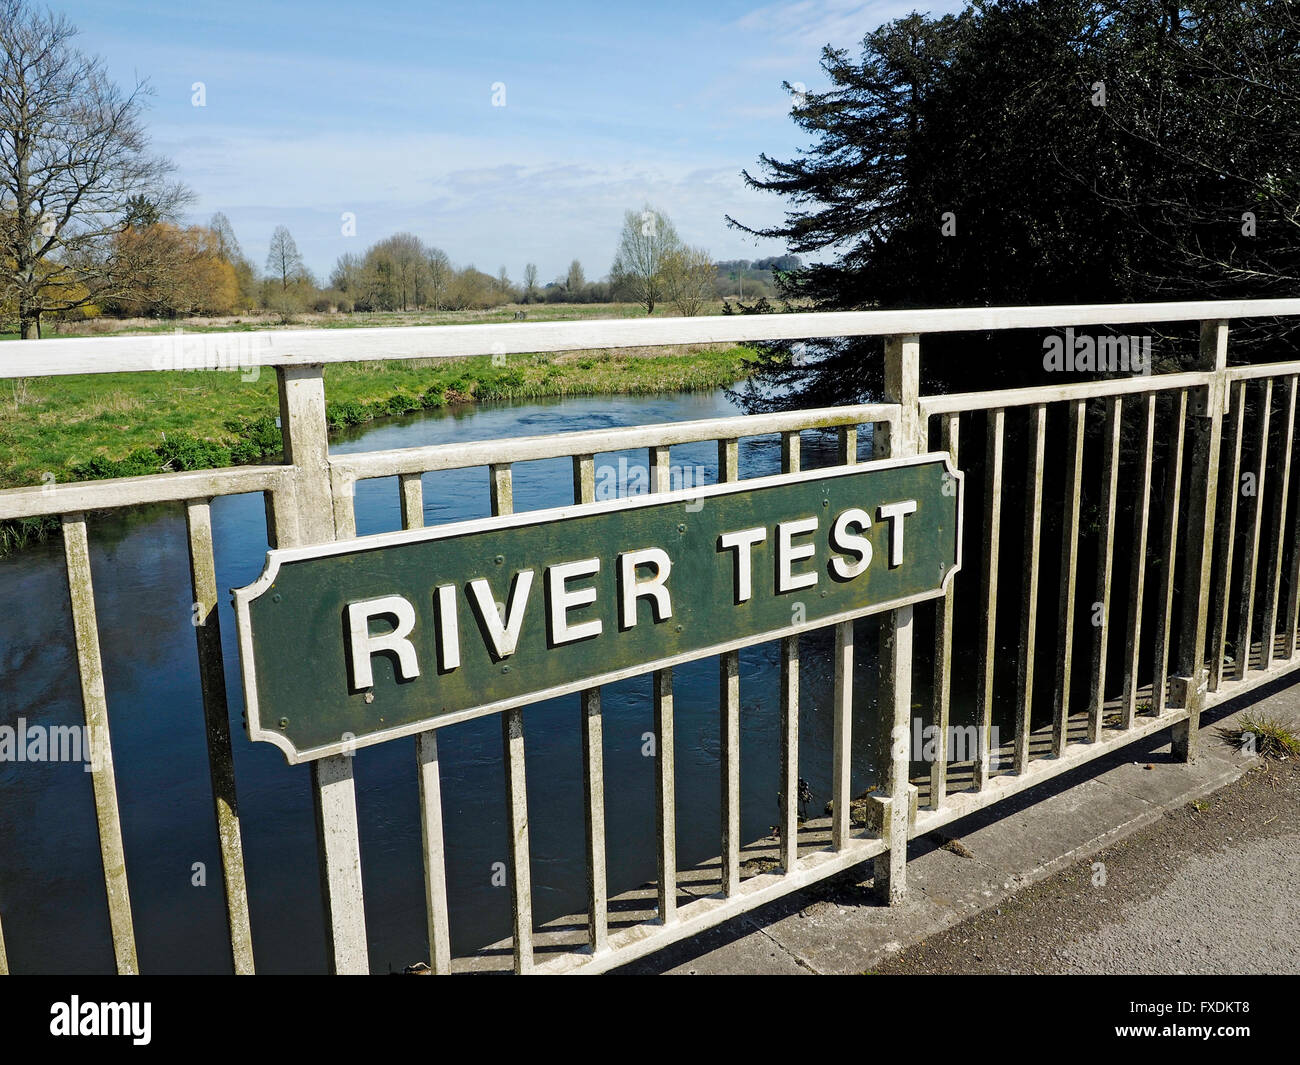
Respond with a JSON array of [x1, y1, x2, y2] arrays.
[[1, 300, 738, 341]]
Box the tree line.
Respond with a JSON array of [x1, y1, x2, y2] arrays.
[[326, 236, 616, 313], [728, 0, 1300, 409], [0, 0, 795, 337]]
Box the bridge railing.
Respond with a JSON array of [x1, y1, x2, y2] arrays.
[[2, 298, 1299, 974]]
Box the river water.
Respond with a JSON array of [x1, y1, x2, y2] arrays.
[[0, 388, 903, 973]]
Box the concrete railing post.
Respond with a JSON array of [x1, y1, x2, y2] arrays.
[[1171, 321, 1228, 761], [872, 334, 921, 904], [274, 364, 370, 974]]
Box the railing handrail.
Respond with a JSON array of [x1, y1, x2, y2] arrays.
[[5, 298, 1300, 379], [5, 297, 1300, 976], [330, 403, 897, 482]]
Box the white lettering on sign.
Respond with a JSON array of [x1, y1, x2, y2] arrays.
[[876, 500, 917, 567], [347, 595, 421, 689], [619, 547, 673, 628], [776, 517, 819, 592], [547, 558, 602, 645], [829, 507, 873, 579], [435, 584, 460, 671], [340, 496, 927, 691], [718, 526, 767, 602], [468, 570, 534, 659]]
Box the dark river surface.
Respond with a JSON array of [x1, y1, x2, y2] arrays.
[[0, 388, 933, 974]]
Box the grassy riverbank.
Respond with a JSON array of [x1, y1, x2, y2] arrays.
[[0, 303, 764, 554], [0, 344, 757, 495], [0, 343, 758, 554]]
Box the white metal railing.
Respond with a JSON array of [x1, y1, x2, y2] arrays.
[[2, 299, 1300, 974]]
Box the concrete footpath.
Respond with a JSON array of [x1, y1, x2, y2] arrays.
[[618, 677, 1300, 975]]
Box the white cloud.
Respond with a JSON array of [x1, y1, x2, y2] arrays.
[[171, 128, 789, 281], [736, 0, 965, 50]]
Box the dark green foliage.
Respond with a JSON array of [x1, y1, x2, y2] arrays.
[[325, 401, 368, 430], [730, 0, 1300, 411], [0, 516, 58, 554], [474, 369, 528, 400], [225, 415, 283, 462]]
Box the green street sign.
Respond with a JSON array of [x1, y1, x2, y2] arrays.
[[234, 454, 962, 762]]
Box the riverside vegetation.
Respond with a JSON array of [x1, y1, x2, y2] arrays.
[[0, 310, 759, 554]]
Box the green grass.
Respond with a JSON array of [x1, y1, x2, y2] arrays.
[[1217, 715, 1300, 759], [1, 344, 758, 494], [0, 304, 759, 555]]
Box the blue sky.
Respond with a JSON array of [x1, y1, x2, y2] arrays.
[[63, 0, 963, 284]]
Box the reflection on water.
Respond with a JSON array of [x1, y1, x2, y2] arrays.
[[0, 389, 905, 973]]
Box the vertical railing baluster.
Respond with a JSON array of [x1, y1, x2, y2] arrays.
[[838, 425, 858, 465], [931, 413, 958, 807], [778, 636, 799, 873], [830, 425, 858, 844], [778, 434, 801, 869], [1261, 376, 1297, 670], [831, 619, 854, 852], [653, 666, 677, 924], [1287, 384, 1300, 660], [1088, 396, 1122, 741], [331, 469, 358, 540], [572, 453, 609, 950], [976, 408, 1005, 789], [274, 365, 368, 975], [488, 463, 534, 972], [1152, 391, 1189, 716], [62, 514, 138, 975], [398, 472, 424, 529], [500, 706, 532, 972], [770, 431, 801, 875], [649, 447, 677, 924], [396, 474, 453, 975], [1121, 394, 1158, 728], [415, 732, 452, 974], [184, 498, 255, 974], [1211, 381, 1247, 690], [1172, 322, 1229, 759], [1237, 380, 1273, 678], [719, 654, 740, 896], [1014, 404, 1046, 773], [718, 439, 743, 894], [1053, 399, 1085, 755], [873, 335, 919, 904]]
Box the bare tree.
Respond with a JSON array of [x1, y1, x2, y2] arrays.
[[100, 222, 239, 317], [446, 264, 503, 310], [609, 206, 680, 314], [523, 262, 538, 301], [209, 211, 256, 310], [426, 246, 451, 310], [209, 212, 242, 263], [565, 258, 586, 299], [0, 0, 189, 337], [365, 232, 429, 310], [663, 245, 716, 316], [329, 251, 365, 294], [266, 225, 305, 291]]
